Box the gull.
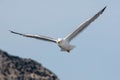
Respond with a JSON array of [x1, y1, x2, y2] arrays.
[[10, 6, 106, 53]]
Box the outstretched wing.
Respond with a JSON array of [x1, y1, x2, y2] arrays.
[[10, 30, 56, 43], [64, 6, 106, 42]]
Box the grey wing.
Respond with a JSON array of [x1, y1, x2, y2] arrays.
[[64, 6, 106, 42], [10, 30, 56, 43]]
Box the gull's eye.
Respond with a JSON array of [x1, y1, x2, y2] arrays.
[[58, 41, 61, 44]]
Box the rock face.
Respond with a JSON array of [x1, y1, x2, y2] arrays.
[[0, 50, 59, 80]]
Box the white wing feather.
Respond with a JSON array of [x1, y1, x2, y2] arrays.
[[64, 6, 106, 42], [10, 30, 56, 43]]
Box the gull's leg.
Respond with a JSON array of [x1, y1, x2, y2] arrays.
[[67, 50, 70, 53]]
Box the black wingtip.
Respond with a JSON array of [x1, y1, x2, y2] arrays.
[[9, 30, 23, 36], [9, 30, 16, 34], [102, 6, 107, 13], [98, 6, 107, 15], [9, 30, 13, 33]]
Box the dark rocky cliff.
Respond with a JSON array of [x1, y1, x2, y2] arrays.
[[0, 49, 59, 80]]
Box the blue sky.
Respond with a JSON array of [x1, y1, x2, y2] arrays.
[[0, 0, 120, 80]]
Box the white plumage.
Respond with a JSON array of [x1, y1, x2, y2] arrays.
[[10, 6, 106, 53]]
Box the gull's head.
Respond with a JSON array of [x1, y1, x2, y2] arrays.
[[56, 38, 63, 45]]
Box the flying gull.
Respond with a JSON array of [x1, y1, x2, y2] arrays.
[[10, 6, 106, 53]]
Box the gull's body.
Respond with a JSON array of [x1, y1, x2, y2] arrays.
[[10, 6, 106, 53]]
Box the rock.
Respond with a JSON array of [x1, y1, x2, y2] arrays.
[[0, 49, 59, 80]]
